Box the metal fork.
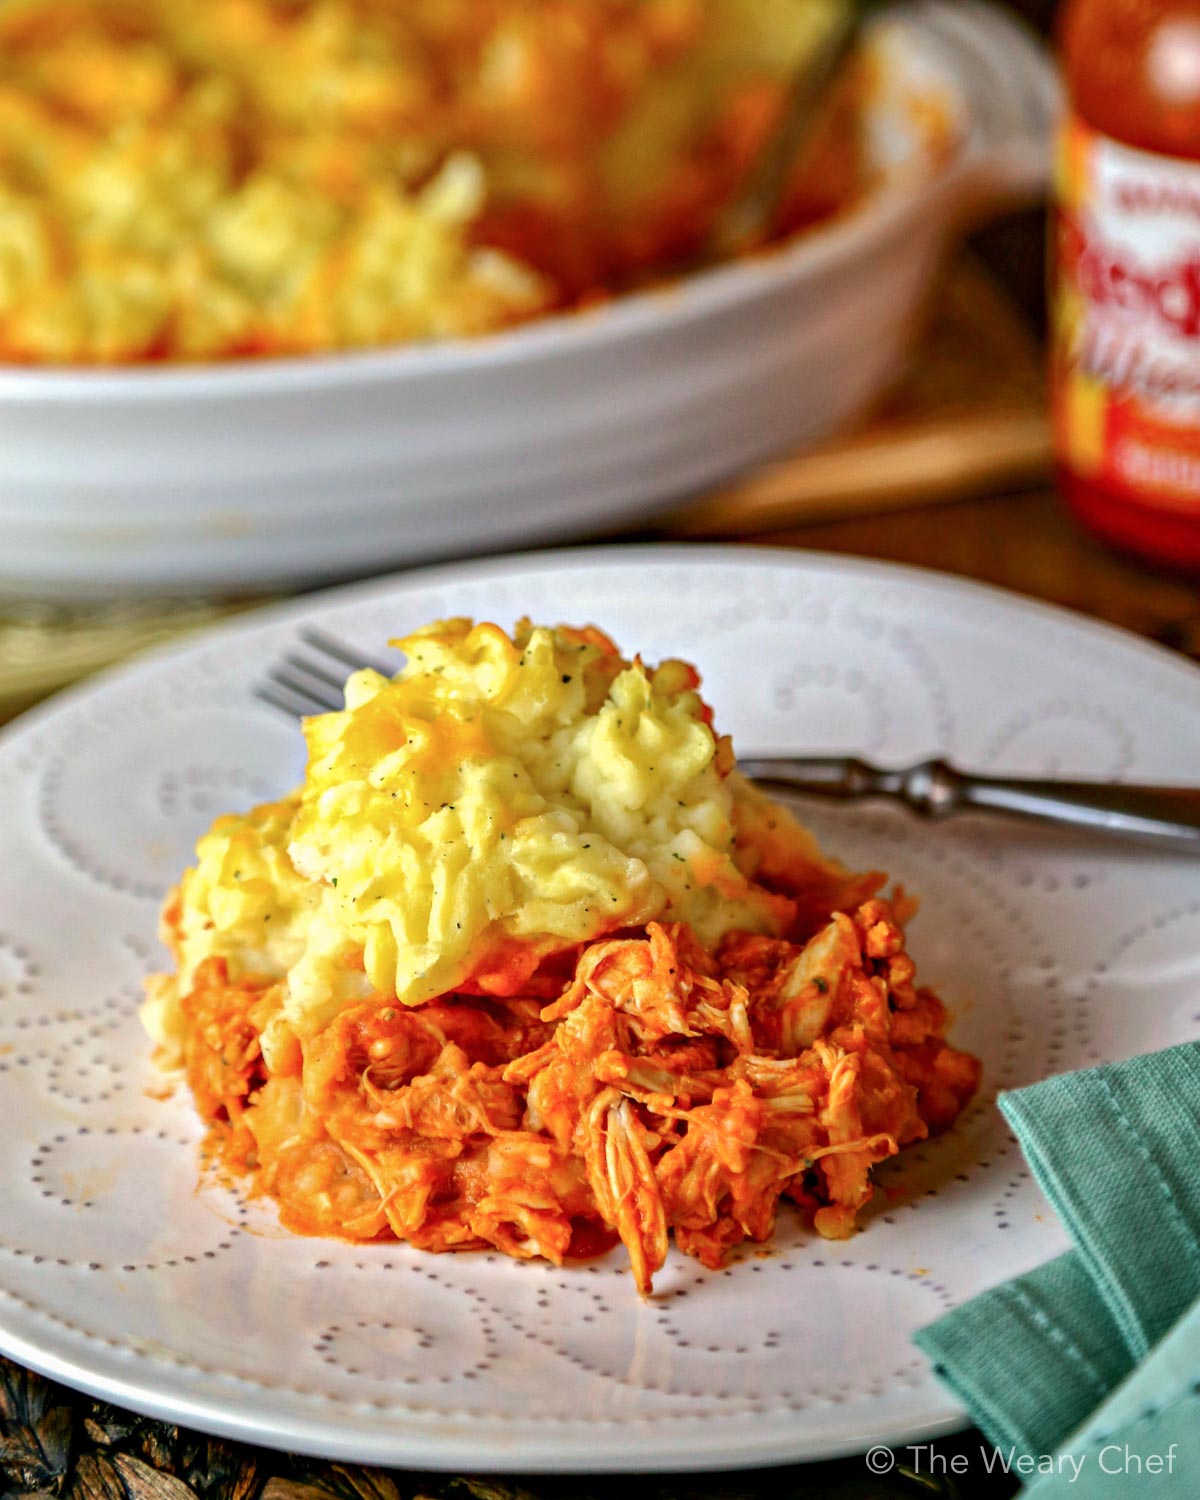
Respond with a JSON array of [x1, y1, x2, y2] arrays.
[[258, 632, 1200, 854], [255, 627, 401, 717]]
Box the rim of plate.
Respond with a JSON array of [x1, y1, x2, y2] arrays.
[[5, 545, 1199, 747], [3, 543, 1195, 1473], [0, 1316, 969, 1473]]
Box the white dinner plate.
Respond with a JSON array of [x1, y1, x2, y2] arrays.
[[1, 545, 1198, 1472]]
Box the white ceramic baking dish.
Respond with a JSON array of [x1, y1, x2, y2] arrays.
[[0, 0, 1058, 597]]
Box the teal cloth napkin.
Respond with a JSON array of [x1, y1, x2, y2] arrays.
[[915, 1041, 1200, 1496]]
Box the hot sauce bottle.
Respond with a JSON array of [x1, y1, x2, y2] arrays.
[[1052, 0, 1200, 567]]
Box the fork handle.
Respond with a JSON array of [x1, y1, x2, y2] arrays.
[[737, 756, 1200, 854]]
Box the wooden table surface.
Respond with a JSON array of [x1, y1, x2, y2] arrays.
[[685, 487, 1196, 663], [736, 486, 1200, 652]]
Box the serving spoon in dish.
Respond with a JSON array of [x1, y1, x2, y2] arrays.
[[256, 629, 1200, 855], [706, 0, 880, 261]]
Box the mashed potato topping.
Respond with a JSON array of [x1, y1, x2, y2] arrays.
[[0, 0, 862, 363], [146, 619, 979, 1292], [155, 618, 822, 1035]]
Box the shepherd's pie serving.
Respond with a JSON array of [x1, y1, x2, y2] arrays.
[[144, 619, 979, 1292]]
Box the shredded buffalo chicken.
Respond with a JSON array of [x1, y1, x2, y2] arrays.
[[171, 896, 979, 1292]]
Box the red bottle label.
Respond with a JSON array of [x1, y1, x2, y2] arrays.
[[1052, 115, 1200, 511]]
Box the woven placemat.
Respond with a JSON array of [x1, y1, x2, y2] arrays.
[[0, 598, 266, 726], [0, 1353, 992, 1499]]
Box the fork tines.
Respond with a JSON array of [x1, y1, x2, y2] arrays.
[[255, 626, 398, 718]]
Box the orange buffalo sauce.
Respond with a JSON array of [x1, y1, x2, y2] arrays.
[[1053, 0, 1200, 566]]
